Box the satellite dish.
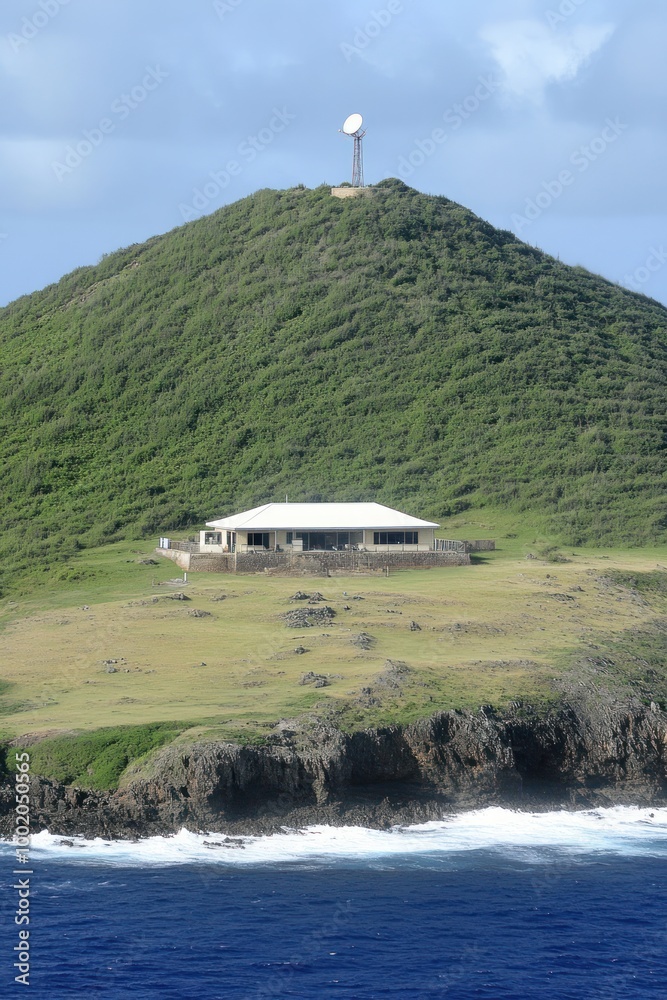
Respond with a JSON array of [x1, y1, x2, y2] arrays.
[[342, 113, 363, 136]]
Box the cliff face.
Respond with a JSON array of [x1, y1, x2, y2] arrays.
[[2, 705, 666, 839]]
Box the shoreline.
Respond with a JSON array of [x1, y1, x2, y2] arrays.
[[2, 701, 666, 840]]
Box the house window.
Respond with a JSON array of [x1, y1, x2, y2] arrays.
[[286, 532, 293, 544], [247, 532, 270, 549], [204, 532, 222, 546], [292, 532, 359, 551], [373, 531, 419, 545]]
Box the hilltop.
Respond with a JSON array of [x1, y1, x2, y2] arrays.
[[1, 179, 666, 592]]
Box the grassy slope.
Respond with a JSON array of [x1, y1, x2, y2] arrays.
[[1, 180, 666, 597], [1, 518, 666, 788]]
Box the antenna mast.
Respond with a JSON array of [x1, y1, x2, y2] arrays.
[[340, 114, 367, 188]]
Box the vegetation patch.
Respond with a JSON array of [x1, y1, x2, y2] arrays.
[[10, 722, 188, 790], [604, 571, 667, 602]]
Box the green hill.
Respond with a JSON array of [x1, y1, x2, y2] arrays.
[[1, 179, 666, 592]]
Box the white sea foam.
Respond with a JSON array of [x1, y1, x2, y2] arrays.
[[2, 807, 667, 867]]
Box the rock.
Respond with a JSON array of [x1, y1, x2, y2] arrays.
[[342, 605, 351, 610], [105, 666, 118, 674], [355, 686, 381, 708], [189, 609, 212, 618], [138, 559, 158, 565], [282, 607, 336, 629], [409, 621, 422, 631], [167, 592, 191, 601], [351, 632, 375, 650], [293, 646, 309, 655], [299, 672, 330, 687], [308, 592, 326, 603], [290, 592, 310, 601], [378, 660, 411, 689]]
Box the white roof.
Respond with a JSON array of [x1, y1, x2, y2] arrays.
[[206, 503, 439, 531]]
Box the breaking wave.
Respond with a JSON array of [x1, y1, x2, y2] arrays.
[[3, 807, 667, 868]]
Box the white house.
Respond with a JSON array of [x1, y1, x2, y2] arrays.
[[199, 502, 439, 554]]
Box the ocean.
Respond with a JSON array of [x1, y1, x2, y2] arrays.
[[2, 807, 666, 998]]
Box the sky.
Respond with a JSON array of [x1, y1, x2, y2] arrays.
[[1, 0, 666, 308]]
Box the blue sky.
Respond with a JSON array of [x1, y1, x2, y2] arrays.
[[1, 0, 666, 307]]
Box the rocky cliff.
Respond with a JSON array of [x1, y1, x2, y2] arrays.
[[2, 703, 666, 839]]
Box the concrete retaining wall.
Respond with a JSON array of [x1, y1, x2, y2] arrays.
[[156, 548, 470, 576], [463, 540, 496, 552], [330, 187, 374, 199]]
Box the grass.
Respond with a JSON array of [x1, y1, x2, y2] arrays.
[[1, 514, 666, 782], [7, 722, 188, 790]]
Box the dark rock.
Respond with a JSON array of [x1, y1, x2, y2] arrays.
[[290, 591, 310, 601], [293, 646, 309, 655], [299, 672, 330, 687], [3, 704, 666, 840], [189, 609, 212, 618], [282, 607, 336, 629], [167, 592, 191, 601], [409, 621, 422, 631]]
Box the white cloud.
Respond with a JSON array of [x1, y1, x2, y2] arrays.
[[480, 19, 615, 102]]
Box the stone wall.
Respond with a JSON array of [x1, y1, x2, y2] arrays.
[[157, 547, 469, 576], [189, 553, 235, 573]]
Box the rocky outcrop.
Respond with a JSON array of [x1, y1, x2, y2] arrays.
[[2, 703, 666, 838]]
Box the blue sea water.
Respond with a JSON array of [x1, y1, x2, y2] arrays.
[[2, 807, 667, 999]]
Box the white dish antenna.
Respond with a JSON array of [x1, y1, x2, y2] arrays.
[[342, 113, 364, 136]]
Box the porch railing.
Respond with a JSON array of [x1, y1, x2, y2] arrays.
[[159, 538, 200, 553]]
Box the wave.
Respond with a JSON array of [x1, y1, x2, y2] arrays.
[[2, 807, 667, 868]]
